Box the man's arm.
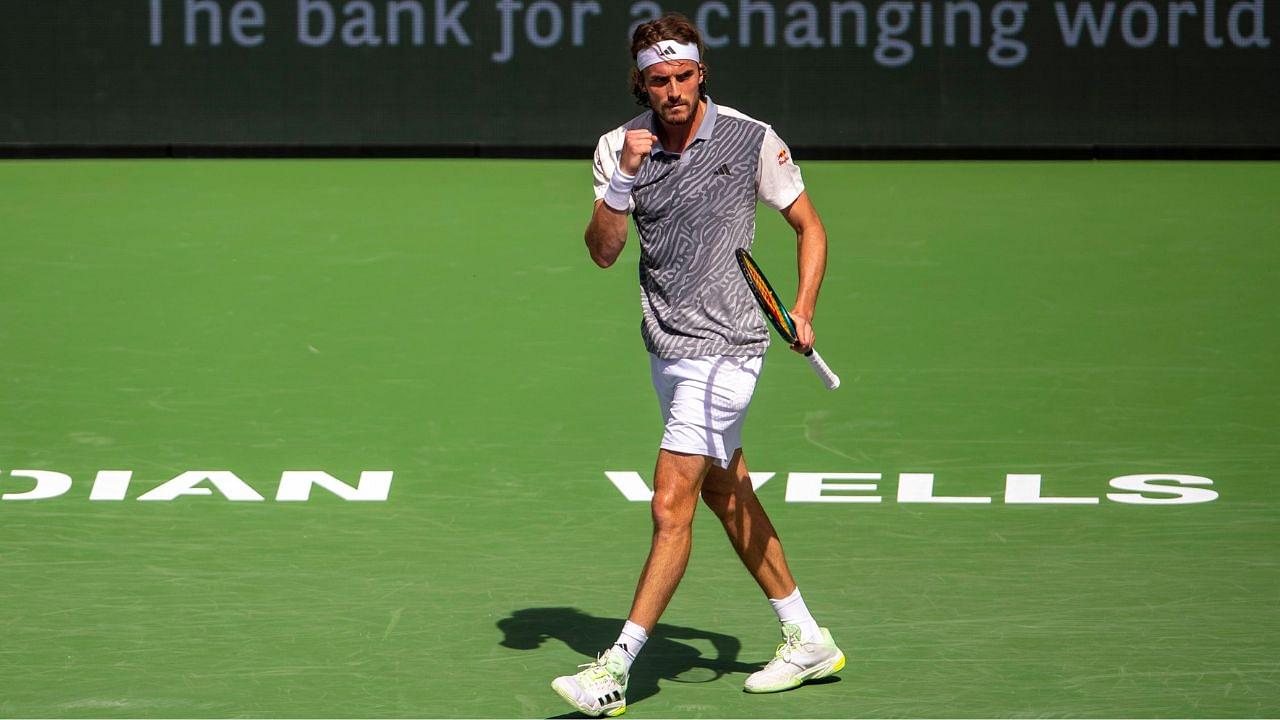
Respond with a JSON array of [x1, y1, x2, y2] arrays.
[[584, 129, 656, 268], [584, 200, 629, 268], [779, 190, 827, 353]]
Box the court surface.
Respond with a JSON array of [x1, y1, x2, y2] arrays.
[[1, 159, 1277, 718]]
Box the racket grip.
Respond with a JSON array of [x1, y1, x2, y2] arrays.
[[804, 348, 841, 390]]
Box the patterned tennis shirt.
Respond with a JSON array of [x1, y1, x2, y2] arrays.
[[592, 97, 806, 359]]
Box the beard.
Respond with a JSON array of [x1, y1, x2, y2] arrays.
[[657, 100, 695, 126]]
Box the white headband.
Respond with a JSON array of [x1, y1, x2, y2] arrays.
[[635, 40, 701, 71]]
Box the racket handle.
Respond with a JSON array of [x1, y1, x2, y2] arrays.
[[804, 348, 841, 390]]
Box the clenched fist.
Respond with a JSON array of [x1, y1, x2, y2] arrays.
[[620, 129, 658, 175]]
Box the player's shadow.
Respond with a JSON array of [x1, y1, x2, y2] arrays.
[[498, 606, 762, 716]]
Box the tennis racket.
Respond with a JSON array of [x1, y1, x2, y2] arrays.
[[735, 248, 840, 390]]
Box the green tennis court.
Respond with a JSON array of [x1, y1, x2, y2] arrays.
[[1, 159, 1277, 718]]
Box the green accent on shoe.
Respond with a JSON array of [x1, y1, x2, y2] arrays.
[[743, 625, 845, 694], [551, 648, 630, 717]]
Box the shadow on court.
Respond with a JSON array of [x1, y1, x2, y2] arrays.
[[498, 607, 764, 716]]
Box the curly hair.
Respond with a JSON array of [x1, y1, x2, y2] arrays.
[[629, 13, 708, 107]]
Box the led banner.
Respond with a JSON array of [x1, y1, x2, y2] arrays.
[[1, 0, 1275, 147]]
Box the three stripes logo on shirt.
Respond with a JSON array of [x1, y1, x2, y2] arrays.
[[713, 163, 732, 176]]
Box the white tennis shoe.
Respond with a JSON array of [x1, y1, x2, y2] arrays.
[[551, 647, 629, 717], [744, 624, 846, 693]]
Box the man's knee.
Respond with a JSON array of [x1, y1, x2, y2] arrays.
[[651, 449, 711, 528], [651, 488, 697, 534]]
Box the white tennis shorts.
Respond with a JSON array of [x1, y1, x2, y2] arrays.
[[649, 354, 765, 469]]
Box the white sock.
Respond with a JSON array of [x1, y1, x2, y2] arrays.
[[611, 620, 648, 672], [769, 587, 823, 643]]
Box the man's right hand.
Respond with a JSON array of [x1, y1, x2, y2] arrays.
[[620, 129, 658, 175]]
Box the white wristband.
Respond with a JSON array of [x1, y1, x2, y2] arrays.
[[603, 167, 636, 212]]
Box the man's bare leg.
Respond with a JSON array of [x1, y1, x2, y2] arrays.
[[625, 449, 714, 631], [701, 449, 845, 693], [699, 449, 797, 599], [551, 450, 732, 714]]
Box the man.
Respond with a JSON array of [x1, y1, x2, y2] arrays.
[[551, 13, 843, 717]]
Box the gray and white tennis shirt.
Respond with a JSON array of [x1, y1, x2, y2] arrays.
[[592, 98, 806, 359]]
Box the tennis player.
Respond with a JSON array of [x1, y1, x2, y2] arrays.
[[550, 13, 843, 717]]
